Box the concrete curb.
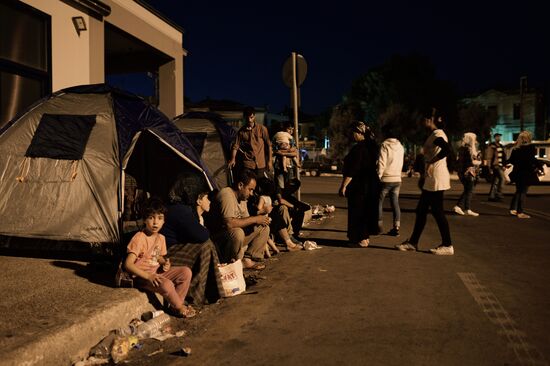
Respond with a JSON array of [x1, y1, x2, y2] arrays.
[[3, 292, 155, 366]]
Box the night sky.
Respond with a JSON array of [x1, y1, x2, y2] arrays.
[[135, 1, 549, 114]]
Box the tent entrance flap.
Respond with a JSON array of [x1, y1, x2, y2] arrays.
[[125, 130, 210, 204]]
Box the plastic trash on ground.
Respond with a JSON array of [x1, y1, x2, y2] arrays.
[[303, 241, 322, 250]]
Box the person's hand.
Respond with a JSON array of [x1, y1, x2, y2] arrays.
[[228, 159, 236, 168], [338, 185, 346, 197], [147, 273, 163, 287], [256, 215, 271, 226], [162, 258, 171, 272], [426, 163, 434, 178], [267, 161, 273, 171], [265, 204, 273, 214]]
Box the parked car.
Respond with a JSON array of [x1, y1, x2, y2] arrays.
[[301, 158, 342, 177]]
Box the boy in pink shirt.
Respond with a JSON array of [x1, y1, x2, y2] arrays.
[[125, 198, 195, 318]]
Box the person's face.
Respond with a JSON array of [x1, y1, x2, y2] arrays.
[[424, 117, 436, 131], [351, 131, 363, 141], [247, 113, 256, 125], [197, 194, 211, 213], [237, 179, 256, 201], [144, 213, 164, 234], [495, 135, 501, 143]]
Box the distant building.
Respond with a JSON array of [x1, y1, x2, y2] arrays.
[[0, 0, 186, 127], [462, 88, 548, 142]]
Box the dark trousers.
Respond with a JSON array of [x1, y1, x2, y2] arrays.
[[457, 174, 475, 211], [347, 192, 369, 242], [510, 182, 529, 214], [489, 166, 505, 200], [410, 190, 452, 246]]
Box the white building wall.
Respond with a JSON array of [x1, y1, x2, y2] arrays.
[[19, 0, 104, 91]]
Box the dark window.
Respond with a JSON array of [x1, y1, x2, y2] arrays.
[[513, 104, 521, 120], [0, 1, 51, 127], [26, 114, 97, 160]]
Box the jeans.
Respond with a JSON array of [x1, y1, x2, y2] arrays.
[[457, 174, 475, 210], [410, 190, 452, 246], [510, 183, 529, 214], [378, 182, 401, 229], [489, 166, 505, 200]]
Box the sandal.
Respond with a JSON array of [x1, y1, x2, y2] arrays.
[[243, 260, 266, 270]]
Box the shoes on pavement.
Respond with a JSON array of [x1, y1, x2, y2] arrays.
[[509, 210, 518, 216], [517, 213, 531, 219], [387, 228, 400, 237], [465, 210, 479, 217], [289, 235, 302, 245], [430, 245, 454, 256], [453, 206, 465, 215], [395, 240, 417, 252]]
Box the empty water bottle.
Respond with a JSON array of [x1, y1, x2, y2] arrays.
[[136, 313, 171, 339], [141, 310, 164, 322]]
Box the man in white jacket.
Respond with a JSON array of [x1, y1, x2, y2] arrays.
[[377, 124, 404, 236]]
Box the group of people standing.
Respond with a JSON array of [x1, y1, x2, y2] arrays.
[[340, 108, 544, 257]]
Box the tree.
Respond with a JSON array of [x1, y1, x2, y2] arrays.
[[457, 102, 498, 145], [328, 103, 362, 160], [344, 53, 458, 143]]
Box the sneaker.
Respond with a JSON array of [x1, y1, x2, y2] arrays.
[[289, 235, 302, 245], [517, 213, 531, 219], [395, 240, 417, 252], [430, 245, 454, 256], [509, 210, 517, 216], [387, 228, 400, 237], [453, 206, 465, 215], [465, 210, 479, 217]]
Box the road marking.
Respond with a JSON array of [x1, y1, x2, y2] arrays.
[[457, 272, 548, 366]]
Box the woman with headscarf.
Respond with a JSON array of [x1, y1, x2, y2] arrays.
[[338, 121, 380, 248], [507, 131, 544, 219], [396, 109, 454, 255], [161, 177, 225, 305], [453, 132, 482, 216]]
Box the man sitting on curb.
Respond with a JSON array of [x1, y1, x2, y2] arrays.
[[209, 169, 270, 269]]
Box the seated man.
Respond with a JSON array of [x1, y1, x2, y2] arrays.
[[209, 170, 270, 269]]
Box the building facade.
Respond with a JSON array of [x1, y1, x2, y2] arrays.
[[0, 0, 185, 128], [463, 88, 547, 142]]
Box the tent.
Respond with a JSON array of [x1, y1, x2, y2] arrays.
[[0, 84, 215, 249], [172, 111, 236, 188]]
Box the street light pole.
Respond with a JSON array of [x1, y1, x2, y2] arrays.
[[520, 76, 527, 132]]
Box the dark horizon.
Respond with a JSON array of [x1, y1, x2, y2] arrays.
[[124, 1, 550, 115]]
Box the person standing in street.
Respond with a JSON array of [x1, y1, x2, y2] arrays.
[[228, 106, 273, 180], [377, 123, 404, 236], [453, 132, 481, 217], [486, 133, 505, 202], [507, 131, 544, 219], [339, 121, 380, 248], [395, 109, 453, 255]]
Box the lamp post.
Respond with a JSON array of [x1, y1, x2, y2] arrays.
[[519, 76, 527, 132]]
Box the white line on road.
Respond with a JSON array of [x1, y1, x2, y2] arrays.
[[457, 272, 548, 366]]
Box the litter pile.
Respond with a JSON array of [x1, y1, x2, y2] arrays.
[[310, 204, 336, 220], [74, 310, 190, 365]]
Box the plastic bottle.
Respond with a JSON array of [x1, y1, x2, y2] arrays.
[[115, 324, 137, 336], [141, 309, 164, 322], [135, 313, 171, 339]]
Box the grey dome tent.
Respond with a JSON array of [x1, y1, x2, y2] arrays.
[[172, 112, 236, 188], [0, 84, 215, 250]]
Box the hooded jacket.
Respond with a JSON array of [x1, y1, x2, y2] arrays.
[[378, 138, 404, 183]]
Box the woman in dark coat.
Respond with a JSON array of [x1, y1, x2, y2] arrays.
[[338, 121, 380, 247], [507, 131, 544, 219], [161, 182, 224, 305]]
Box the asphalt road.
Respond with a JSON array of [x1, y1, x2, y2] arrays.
[[124, 176, 550, 366]]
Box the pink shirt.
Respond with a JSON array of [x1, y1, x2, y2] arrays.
[[127, 231, 167, 274]]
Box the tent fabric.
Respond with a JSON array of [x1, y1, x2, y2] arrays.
[[0, 84, 215, 245], [173, 112, 236, 188]]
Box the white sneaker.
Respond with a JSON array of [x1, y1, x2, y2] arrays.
[[430, 245, 454, 255], [465, 210, 479, 217], [453, 206, 465, 215], [509, 210, 517, 216], [395, 241, 417, 252]]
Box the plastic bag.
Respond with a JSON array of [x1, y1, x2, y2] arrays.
[[218, 259, 246, 297]]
